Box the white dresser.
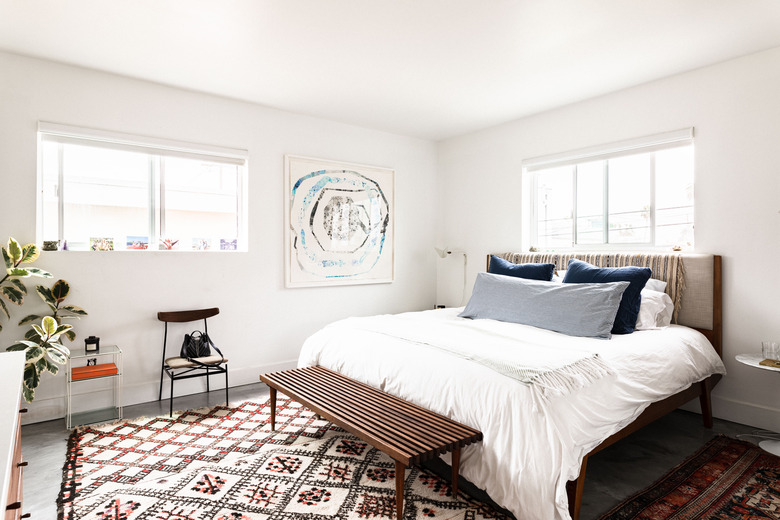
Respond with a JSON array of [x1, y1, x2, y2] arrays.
[[0, 352, 26, 520]]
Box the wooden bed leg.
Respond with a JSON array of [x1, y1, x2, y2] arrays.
[[395, 460, 405, 519], [566, 455, 588, 520], [699, 378, 713, 428], [269, 387, 277, 431]]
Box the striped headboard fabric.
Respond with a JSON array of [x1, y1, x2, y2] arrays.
[[492, 252, 716, 331]]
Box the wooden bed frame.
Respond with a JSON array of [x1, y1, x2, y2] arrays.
[[484, 254, 723, 520], [567, 255, 721, 520]]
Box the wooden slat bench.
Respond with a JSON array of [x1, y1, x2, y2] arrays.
[[259, 366, 483, 519]]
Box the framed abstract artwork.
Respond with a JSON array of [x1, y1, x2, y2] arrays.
[[285, 155, 394, 287]]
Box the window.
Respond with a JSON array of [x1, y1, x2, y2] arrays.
[[523, 128, 694, 250], [38, 123, 247, 251]]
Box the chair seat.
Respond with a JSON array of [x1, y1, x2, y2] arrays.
[[165, 355, 228, 369]]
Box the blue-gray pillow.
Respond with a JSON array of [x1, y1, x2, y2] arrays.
[[562, 259, 652, 335], [459, 272, 629, 339], [488, 255, 555, 281]]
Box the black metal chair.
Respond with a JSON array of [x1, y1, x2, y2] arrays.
[[158, 307, 228, 416]]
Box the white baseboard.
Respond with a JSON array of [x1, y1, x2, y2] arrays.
[[711, 394, 780, 432], [21, 358, 298, 425]]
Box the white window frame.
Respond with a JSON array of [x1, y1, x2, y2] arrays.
[[36, 122, 249, 252], [521, 128, 694, 251]]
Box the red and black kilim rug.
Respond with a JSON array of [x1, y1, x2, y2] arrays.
[[597, 435, 780, 519], [57, 399, 509, 520]]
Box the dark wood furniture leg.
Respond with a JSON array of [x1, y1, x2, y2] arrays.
[[699, 378, 714, 428], [269, 387, 277, 431], [395, 460, 405, 519], [566, 455, 588, 520], [452, 446, 460, 496]]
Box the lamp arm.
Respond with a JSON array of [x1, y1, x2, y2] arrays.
[[460, 252, 468, 306]]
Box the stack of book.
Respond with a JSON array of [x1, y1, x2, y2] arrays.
[[72, 363, 118, 381]]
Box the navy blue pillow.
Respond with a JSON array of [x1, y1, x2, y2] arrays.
[[488, 255, 555, 281], [562, 259, 651, 334]]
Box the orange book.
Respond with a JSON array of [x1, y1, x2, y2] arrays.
[[72, 363, 118, 380]]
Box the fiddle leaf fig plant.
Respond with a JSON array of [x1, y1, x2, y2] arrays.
[[18, 279, 88, 342], [0, 237, 53, 332], [7, 316, 72, 402]]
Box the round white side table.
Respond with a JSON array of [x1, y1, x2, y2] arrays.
[[735, 353, 780, 456]]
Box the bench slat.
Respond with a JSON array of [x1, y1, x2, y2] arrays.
[[270, 367, 482, 451], [271, 371, 438, 459], [274, 369, 466, 452], [260, 366, 482, 465], [296, 366, 481, 443], [309, 366, 477, 443]]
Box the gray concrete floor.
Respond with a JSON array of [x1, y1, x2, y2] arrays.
[[22, 383, 758, 520]]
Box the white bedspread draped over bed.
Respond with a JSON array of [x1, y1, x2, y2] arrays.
[[297, 308, 726, 520]]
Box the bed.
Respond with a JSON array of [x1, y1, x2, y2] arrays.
[[297, 252, 725, 520]]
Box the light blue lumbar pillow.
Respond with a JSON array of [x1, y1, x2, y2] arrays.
[[459, 272, 629, 339]]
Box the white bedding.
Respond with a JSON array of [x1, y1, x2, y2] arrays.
[[297, 307, 726, 520]]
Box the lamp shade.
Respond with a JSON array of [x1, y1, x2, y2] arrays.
[[435, 247, 451, 258]]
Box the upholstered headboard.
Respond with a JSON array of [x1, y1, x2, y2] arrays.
[[489, 252, 722, 356]]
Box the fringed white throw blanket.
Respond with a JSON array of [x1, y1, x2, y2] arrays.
[[328, 313, 614, 403]]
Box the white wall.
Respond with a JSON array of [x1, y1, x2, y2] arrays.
[[437, 46, 780, 432], [0, 51, 439, 423]]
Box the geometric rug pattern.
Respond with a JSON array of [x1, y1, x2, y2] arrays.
[[58, 399, 510, 520], [596, 435, 780, 520]]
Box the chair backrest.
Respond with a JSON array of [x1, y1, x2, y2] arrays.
[[158, 308, 220, 357], [158, 307, 219, 323]]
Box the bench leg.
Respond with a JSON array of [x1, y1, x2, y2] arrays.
[[269, 387, 277, 431], [395, 460, 405, 519], [451, 446, 460, 497]]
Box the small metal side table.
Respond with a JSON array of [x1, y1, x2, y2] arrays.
[[735, 353, 780, 456], [66, 344, 123, 429]]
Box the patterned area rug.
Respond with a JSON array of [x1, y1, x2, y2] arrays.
[[597, 435, 780, 519], [58, 399, 509, 520]]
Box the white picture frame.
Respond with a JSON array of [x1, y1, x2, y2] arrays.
[[285, 155, 395, 288]]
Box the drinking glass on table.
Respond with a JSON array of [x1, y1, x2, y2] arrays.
[[762, 341, 780, 360]]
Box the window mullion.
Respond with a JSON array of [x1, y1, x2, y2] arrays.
[[151, 155, 161, 247], [530, 171, 538, 248], [649, 153, 656, 246], [572, 166, 577, 247], [603, 161, 609, 245], [57, 143, 65, 243]]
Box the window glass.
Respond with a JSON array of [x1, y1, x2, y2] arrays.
[[39, 129, 246, 252], [162, 157, 240, 251], [655, 146, 694, 248], [535, 165, 573, 248], [576, 160, 605, 245], [607, 153, 651, 244], [527, 135, 693, 250], [61, 143, 149, 251]]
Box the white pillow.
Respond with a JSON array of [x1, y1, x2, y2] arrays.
[[635, 288, 674, 330], [645, 278, 667, 292]]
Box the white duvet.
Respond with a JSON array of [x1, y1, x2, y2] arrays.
[[297, 308, 726, 520]]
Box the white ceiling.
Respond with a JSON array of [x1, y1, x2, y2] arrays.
[[2, 1, 780, 141]]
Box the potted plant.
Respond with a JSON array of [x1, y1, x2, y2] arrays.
[[0, 237, 52, 332], [7, 317, 72, 402], [18, 279, 87, 342], [2, 237, 88, 402]]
